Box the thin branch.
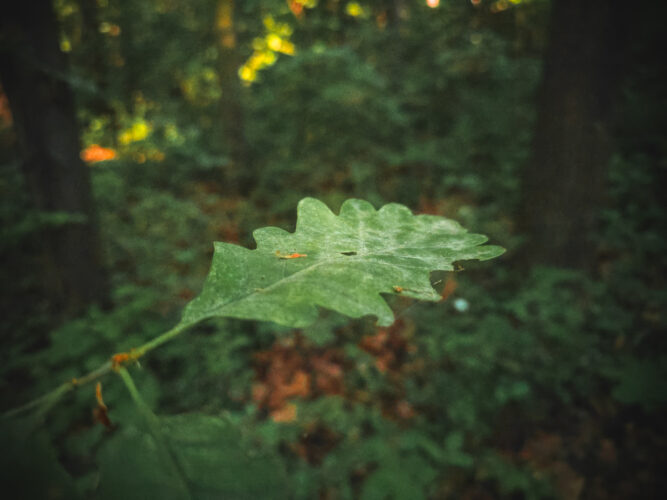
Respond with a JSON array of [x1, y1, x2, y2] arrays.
[[2, 322, 193, 420]]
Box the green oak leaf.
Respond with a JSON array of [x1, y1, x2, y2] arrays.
[[182, 198, 504, 328]]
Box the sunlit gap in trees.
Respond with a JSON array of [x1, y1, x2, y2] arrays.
[[345, 2, 368, 17], [467, 0, 527, 11], [80, 89, 173, 165], [490, 0, 526, 13], [239, 15, 296, 84]]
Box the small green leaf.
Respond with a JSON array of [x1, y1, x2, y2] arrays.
[[183, 198, 504, 328], [361, 454, 436, 500], [97, 414, 288, 500]]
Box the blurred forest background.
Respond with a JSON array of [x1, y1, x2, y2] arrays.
[[1, 0, 666, 498]]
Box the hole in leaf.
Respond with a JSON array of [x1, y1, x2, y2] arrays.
[[340, 251, 357, 256]]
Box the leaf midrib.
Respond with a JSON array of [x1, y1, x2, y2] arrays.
[[189, 247, 445, 322]]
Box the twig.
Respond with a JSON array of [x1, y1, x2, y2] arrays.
[[2, 322, 192, 420]]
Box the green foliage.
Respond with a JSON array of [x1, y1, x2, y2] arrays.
[[412, 268, 602, 426], [183, 197, 504, 328], [150, 318, 256, 413], [0, 422, 81, 500], [91, 161, 222, 300], [610, 356, 667, 410], [376, 9, 540, 206], [247, 47, 407, 204], [98, 414, 287, 500]]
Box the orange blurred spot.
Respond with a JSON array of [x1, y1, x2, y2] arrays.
[[280, 370, 311, 400], [288, 1, 304, 18], [271, 402, 297, 422], [252, 334, 348, 426], [359, 319, 416, 375], [148, 149, 165, 162], [312, 352, 345, 395], [375, 355, 390, 373], [252, 382, 269, 403], [0, 91, 12, 127], [395, 399, 416, 420], [491, 0, 510, 13], [440, 277, 458, 301], [81, 144, 116, 163], [376, 11, 388, 29], [427, 0, 440, 7]]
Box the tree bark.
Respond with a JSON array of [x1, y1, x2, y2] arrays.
[[519, 0, 621, 271], [0, 0, 109, 316]]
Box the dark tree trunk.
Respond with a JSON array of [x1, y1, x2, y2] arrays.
[[519, 0, 623, 271], [0, 1, 109, 316]]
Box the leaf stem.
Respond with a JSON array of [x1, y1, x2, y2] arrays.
[[116, 367, 159, 426], [117, 366, 194, 500], [2, 361, 112, 419], [132, 322, 191, 357]]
